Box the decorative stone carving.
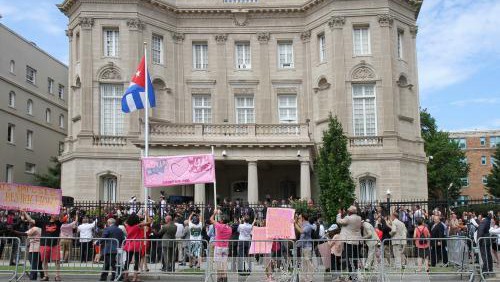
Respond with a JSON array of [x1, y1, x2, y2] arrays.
[[233, 12, 249, 26], [79, 17, 94, 29], [65, 29, 73, 38], [215, 34, 228, 44], [172, 32, 185, 43], [126, 18, 144, 30], [300, 30, 311, 42], [257, 32, 270, 43], [352, 66, 376, 81], [314, 77, 331, 93], [328, 16, 345, 29], [98, 62, 122, 81], [409, 25, 418, 38], [378, 14, 394, 27]]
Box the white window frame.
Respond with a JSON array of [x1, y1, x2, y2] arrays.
[[58, 84, 65, 100], [26, 130, 33, 149], [102, 175, 117, 202], [278, 94, 298, 123], [8, 91, 15, 108], [152, 34, 164, 65], [192, 95, 212, 123], [481, 156, 487, 165], [103, 28, 119, 57], [490, 136, 500, 148], [26, 66, 36, 84], [7, 123, 15, 144], [482, 176, 488, 185], [352, 84, 378, 136], [9, 60, 15, 73], [100, 84, 125, 136], [235, 42, 251, 69], [25, 163, 36, 174], [59, 114, 65, 128], [192, 43, 208, 70], [27, 99, 33, 115], [359, 177, 376, 202], [45, 108, 51, 123], [353, 27, 371, 56], [48, 78, 54, 94], [460, 177, 469, 187], [480, 137, 486, 146], [318, 33, 326, 63], [397, 29, 404, 59], [278, 41, 294, 69], [235, 96, 255, 124], [6, 165, 14, 183]]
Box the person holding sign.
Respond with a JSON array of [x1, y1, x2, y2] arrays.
[[294, 213, 314, 282], [210, 209, 232, 282], [336, 206, 362, 281]]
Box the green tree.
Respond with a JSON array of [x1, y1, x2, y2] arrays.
[[486, 146, 500, 198], [316, 114, 356, 224], [34, 156, 61, 188], [420, 109, 469, 200]]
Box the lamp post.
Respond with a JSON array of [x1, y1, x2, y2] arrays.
[[386, 189, 392, 213], [446, 183, 453, 217]]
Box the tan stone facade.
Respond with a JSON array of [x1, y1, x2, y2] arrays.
[[58, 0, 427, 203]]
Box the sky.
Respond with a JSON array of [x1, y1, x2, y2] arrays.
[[0, 0, 499, 132]]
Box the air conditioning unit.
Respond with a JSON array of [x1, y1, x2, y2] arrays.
[[282, 63, 292, 68], [238, 64, 249, 69]]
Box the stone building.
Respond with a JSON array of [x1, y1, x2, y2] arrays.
[[57, 0, 427, 203], [0, 23, 68, 186]]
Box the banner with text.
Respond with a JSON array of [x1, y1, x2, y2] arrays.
[[142, 154, 215, 187], [249, 227, 272, 254], [266, 208, 296, 239], [0, 183, 62, 214]]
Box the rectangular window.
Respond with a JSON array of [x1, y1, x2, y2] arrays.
[[193, 43, 208, 69], [26, 66, 36, 84], [7, 123, 15, 143], [8, 92, 15, 108], [397, 30, 404, 59], [59, 141, 65, 155], [482, 176, 488, 185], [152, 34, 164, 64], [6, 165, 13, 183], [25, 163, 36, 174], [103, 29, 119, 57], [481, 156, 487, 165], [278, 95, 297, 123], [75, 32, 80, 61], [58, 84, 65, 99], [451, 138, 467, 149], [235, 42, 251, 69], [490, 136, 500, 148], [352, 84, 377, 136], [318, 34, 326, 63], [26, 130, 33, 149], [460, 177, 469, 187], [59, 114, 65, 128], [278, 41, 294, 69], [48, 78, 54, 94], [192, 95, 212, 123], [353, 27, 370, 56], [492, 156, 497, 166], [480, 137, 486, 146], [100, 84, 125, 135], [235, 96, 255, 124]]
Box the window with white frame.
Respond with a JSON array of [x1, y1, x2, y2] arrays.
[[25, 163, 36, 174], [450, 138, 467, 149], [278, 95, 297, 123], [278, 41, 294, 68], [318, 34, 326, 63], [397, 29, 404, 59], [103, 28, 119, 57], [481, 156, 487, 165], [48, 78, 54, 94], [45, 108, 51, 123], [100, 84, 125, 135], [480, 137, 486, 146], [482, 175, 488, 185], [152, 34, 164, 64], [235, 42, 251, 69], [235, 96, 255, 124], [491, 136, 500, 148], [492, 155, 497, 166], [59, 142, 65, 155], [353, 27, 370, 56], [8, 91, 15, 108], [460, 177, 469, 187], [59, 114, 65, 128], [7, 124, 15, 143], [102, 175, 117, 202], [9, 60, 15, 73], [58, 84, 65, 99], [6, 165, 14, 183], [26, 130, 33, 149], [352, 84, 377, 136], [27, 99, 33, 115], [192, 95, 212, 123], [359, 177, 376, 202], [193, 43, 208, 69], [26, 66, 36, 84]]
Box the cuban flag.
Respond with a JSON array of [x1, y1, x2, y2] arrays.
[[121, 56, 156, 113]]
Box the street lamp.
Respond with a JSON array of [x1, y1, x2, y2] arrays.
[[386, 189, 392, 213], [446, 183, 453, 216]]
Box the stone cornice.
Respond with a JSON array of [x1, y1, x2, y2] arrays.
[[79, 17, 94, 29], [409, 25, 418, 38], [328, 16, 345, 29]]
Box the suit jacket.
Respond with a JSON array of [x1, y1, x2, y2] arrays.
[[477, 216, 491, 239], [159, 223, 177, 248], [101, 225, 125, 254], [362, 221, 379, 246], [336, 213, 362, 244], [390, 219, 407, 245]]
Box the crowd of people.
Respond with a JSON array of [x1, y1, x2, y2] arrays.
[[0, 197, 499, 282]]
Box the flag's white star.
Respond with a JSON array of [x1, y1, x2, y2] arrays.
[[136, 70, 141, 77]]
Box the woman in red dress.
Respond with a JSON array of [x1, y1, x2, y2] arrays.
[[122, 214, 151, 282]]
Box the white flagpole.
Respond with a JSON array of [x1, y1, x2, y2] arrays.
[[143, 42, 149, 210], [211, 146, 217, 208]]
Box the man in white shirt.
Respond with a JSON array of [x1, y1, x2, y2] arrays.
[[160, 196, 167, 218], [174, 217, 185, 265], [77, 217, 96, 262], [237, 216, 253, 272], [188, 213, 203, 268]]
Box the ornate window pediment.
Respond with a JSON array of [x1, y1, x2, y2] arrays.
[[350, 62, 377, 81], [97, 62, 122, 81]]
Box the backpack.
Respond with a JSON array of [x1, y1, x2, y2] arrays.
[[417, 226, 429, 245]]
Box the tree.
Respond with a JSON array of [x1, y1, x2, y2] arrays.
[[34, 156, 61, 188], [316, 114, 356, 224], [486, 146, 500, 198], [420, 109, 469, 200]]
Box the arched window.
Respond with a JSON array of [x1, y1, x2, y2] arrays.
[[45, 108, 51, 123], [8, 91, 15, 108], [359, 177, 376, 202], [9, 60, 15, 73], [59, 114, 65, 128], [27, 99, 33, 115], [101, 175, 117, 202]]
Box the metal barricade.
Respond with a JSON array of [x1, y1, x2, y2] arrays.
[[121, 238, 208, 281], [206, 239, 296, 282], [0, 237, 21, 281], [477, 236, 499, 281], [18, 237, 121, 281], [381, 237, 474, 282]]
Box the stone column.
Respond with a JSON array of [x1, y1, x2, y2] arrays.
[[378, 14, 396, 135], [78, 17, 94, 135], [300, 30, 312, 123], [257, 32, 271, 123], [65, 29, 74, 137], [328, 16, 347, 129], [300, 161, 311, 200], [172, 32, 185, 122], [247, 161, 259, 204], [194, 183, 206, 205], [215, 34, 228, 123]]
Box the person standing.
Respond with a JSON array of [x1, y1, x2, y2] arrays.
[[60, 213, 78, 263], [11, 217, 43, 281], [237, 216, 253, 273], [99, 218, 125, 281], [77, 217, 97, 262], [188, 213, 203, 269], [430, 215, 445, 267], [174, 216, 185, 266], [414, 218, 430, 272], [295, 213, 314, 282], [390, 212, 407, 269], [477, 212, 493, 274], [362, 218, 379, 270], [159, 215, 177, 272], [336, 206, 362, 279], [210, 209, 233, 282], [122, 214, 151, 282]]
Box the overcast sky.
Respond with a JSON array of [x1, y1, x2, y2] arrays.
[[1, 0, 499, 132]]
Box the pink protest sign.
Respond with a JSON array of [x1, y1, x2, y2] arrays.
[[0, 183, 62, 214], [266, 208, 296, 239], [249, 227, 272, 254], [142, 154, 215, 187]]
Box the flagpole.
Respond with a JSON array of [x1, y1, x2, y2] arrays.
[[143, 42, 149, 210], [211, 146, 217, 209]]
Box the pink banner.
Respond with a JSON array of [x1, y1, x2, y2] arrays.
[[249, 227, 272, 254], [266, 208, 296, 239], [0, 183, 62, 214], [142, 154, 215, 187]]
